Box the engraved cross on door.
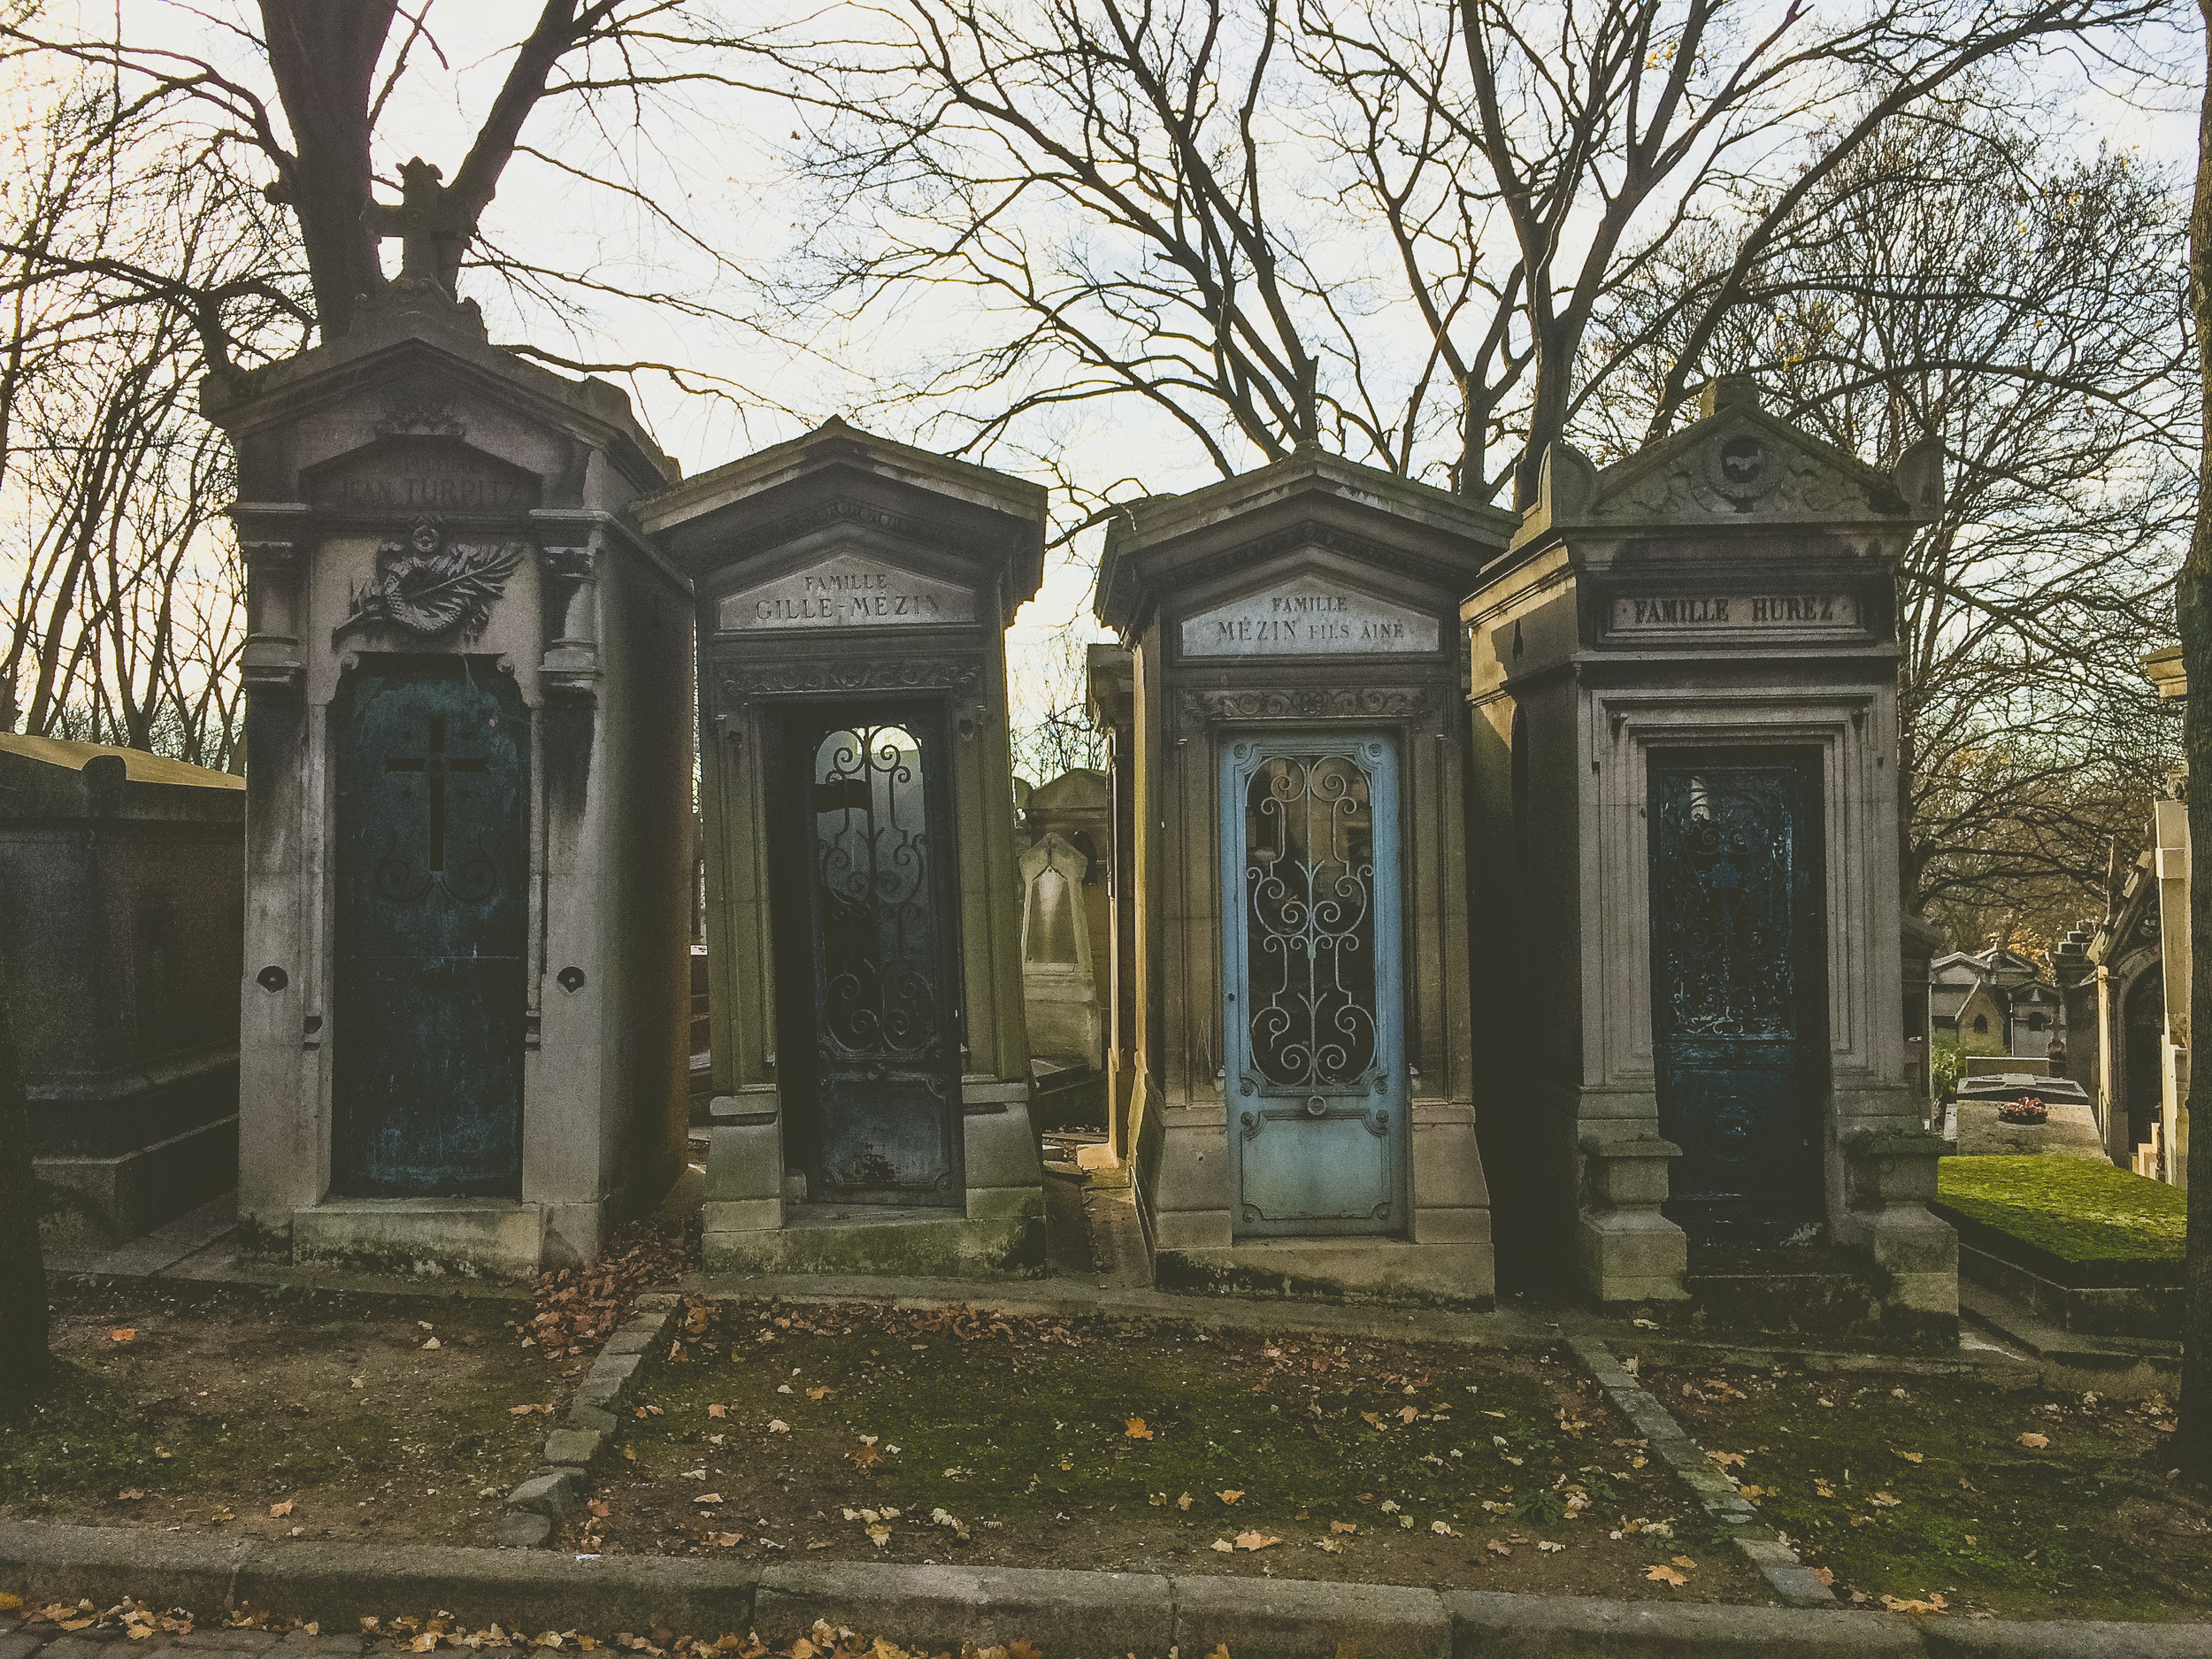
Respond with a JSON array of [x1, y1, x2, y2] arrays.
[[333, 659, 529, 1196]]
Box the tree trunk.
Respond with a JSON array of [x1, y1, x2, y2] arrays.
[[0, 947, 50, 1412], [2177, 0, 2212, 1491], [259, 0, 397, 341]]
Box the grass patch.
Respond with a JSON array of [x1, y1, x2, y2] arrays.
[[1648, 1364, 2202, 1620], [1935, 1156, 2185, 1268], [595, 1302, 1763, 1598]]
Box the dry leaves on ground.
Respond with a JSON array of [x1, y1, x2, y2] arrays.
[[2016, 1432, 2050, 1449], [1125, 1418, 1153, 1440], [524, 1220, 699, 1360], [1645, 1565, 1686, 1587], [1217, 1489, 1243, 1505]]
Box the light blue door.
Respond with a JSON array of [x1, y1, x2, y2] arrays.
[[1222, 734, 1406, 1236]]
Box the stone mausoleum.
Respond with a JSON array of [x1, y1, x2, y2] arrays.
[[1461, 379, 1955, 1318], [641, 419, 1048, 1279], [1094, 451, 1513, 1304], [207, 280, 695, 1278]]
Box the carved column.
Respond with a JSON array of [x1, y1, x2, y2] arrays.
[[537, 539, 601, 701], [240, 529, 308, 697]]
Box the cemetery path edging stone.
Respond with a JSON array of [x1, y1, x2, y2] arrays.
[[1564, 1335, 1834, 1608], [4, 1524, 2210, 1658], [496, 1295, 680, 1549]]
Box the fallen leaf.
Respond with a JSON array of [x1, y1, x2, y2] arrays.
[[1893, 1449, 1923, 1464], [1671, 1556, 1697, 1570], [1007, 1643, 1041, 1659], [1537, 1540, 1564, 1554], [1204, 1647, 1227, 1659], [269, 1500, 295, 1517], [1480, 1501, 1510, 1515], [2016, 1432, 2049, 1449], [1631, 1317, 1657, 1329], [0, 1594, 17, 1611], [1217, 1489, 1243, 1505], [1317, 1536, 1347, 1554], [1811, 1568, 1835, 1587], [769, 1420, 791, 1435], [1177, 1493, 1194, 1511], [1871, 1493, 1901, 1509], [1361, 1412, 1385, 1429], [1707, 1451, 1746, 1469], [109, 1328, 135, 1343], [1485, 1540, 1511, 1557], [1397, 1406, 1419, 1425], [1815, 1482, 1835, 1498], [708, 1404, 727, 1419], [1879, 1594, 1947, 1616], [1645, 1566, 1686, 1587], [708, 1533, 744, 1548], [1234, 1532, 1280, 1550], [1430, 1521, 1456, 1537], [852, 1440, 882, 1470], [421, 1337, 441, 1350], [694, 1494, 723, 1505], [1331, 1520, 1358, 1534], [1125, 1418, 1154, 1440], [1379, 1500, 1400, 1513], [808, 1386, 833, 1401], [622, 1447, 637, 1462], [1210, 1539, 1235, 1554], [866, 1525, 891, 1548], [117, 1488, 145, 1501], [588, 1500, 611, 1518], [412, 1637, 437, 1653]]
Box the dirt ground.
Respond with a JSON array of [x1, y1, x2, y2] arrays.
[[588, 1302, 1765, 1602], [1644, 1361, 2208, 1620], [0, 1282, 565, 1548]]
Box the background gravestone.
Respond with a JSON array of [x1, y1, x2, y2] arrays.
[[205, 280, 692, 1277], [0, 737, 242, 1247]]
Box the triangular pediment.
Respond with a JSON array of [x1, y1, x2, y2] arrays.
[[303, 433, 542, 517], [1583, 405, 1922, 526]]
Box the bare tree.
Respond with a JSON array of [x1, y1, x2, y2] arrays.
[[1584, 99, 2189, 943]]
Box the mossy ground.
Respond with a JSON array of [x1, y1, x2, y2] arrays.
[[595, 1302, 1764, 1600], [1647, 1362, 2207, 1620], [1, 1282, 559, 1547], [1935, 1156, 2185, 1268]]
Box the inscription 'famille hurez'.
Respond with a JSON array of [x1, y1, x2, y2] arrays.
[[1180, 579, 1439, 657], [719, 554, 976, 632], [1611, 593, 1858, 631]]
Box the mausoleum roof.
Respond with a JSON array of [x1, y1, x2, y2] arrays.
[[0, 733, 242, 789]]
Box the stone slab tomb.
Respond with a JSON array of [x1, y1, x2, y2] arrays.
[[1, 737, 244, 1245], [641, 419, 1048, 1279], [205, 284, 694, 1278], [1461, 377, 1956, 1317], [1092, 452, 1514, 1305]]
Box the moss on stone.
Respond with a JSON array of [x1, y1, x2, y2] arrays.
[[1935, 1156, 2185, 1268]]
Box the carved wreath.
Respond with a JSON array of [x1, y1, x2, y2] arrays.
[[335, 521, 524, 644]]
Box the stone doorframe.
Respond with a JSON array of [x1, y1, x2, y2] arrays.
[[1573, 687, 1948, 1310]]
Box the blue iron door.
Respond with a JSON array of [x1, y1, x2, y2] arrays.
[[1647, 750, 1826, 1241], [773, 706, 964, 1206], [1222, 735, 1406, 1236], [332, 658, 528, 1196]]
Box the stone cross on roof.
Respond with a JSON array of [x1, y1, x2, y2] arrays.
[[363, 157, 472, 291]]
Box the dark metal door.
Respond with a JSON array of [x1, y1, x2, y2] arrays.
[[1647, 751, 1825, 1240], [772, 705, 963, 1205], [333, 658, 528, 1196], [1222, 735, 1406, 1237]]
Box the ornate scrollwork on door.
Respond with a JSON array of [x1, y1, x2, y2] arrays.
[[810, 722, 947, 1065], [1241, 749, 1379, 1087], [1651, 766, 1802, 1041]]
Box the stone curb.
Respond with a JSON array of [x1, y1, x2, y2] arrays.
[[1564, 1335, 1833, 1609], [4, 1525, 2208, 1658], [496, 1295, 679, 1550]]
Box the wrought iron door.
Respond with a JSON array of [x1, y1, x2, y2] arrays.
[[1647, 751, 1826, 1240], [1221, 734, 1406, 1236], [332, 658, 528, 1195], [772, 706, 963, 1205]]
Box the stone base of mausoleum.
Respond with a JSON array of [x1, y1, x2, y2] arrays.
[[703, 1202, 1047, 1280], [1149, 1236, 1494, 1310], [285, 1197, 565, 1280]]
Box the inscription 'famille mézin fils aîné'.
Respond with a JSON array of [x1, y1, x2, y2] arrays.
[[1616, 594, 1855, 628], [1208, 591, 1411, 648]]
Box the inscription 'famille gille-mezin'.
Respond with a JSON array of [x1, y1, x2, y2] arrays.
[[718, 554, 977, 631]]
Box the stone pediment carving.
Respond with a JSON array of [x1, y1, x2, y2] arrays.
[[1565, 405, 1933, 528], [1178, 686, 1432, 727]]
